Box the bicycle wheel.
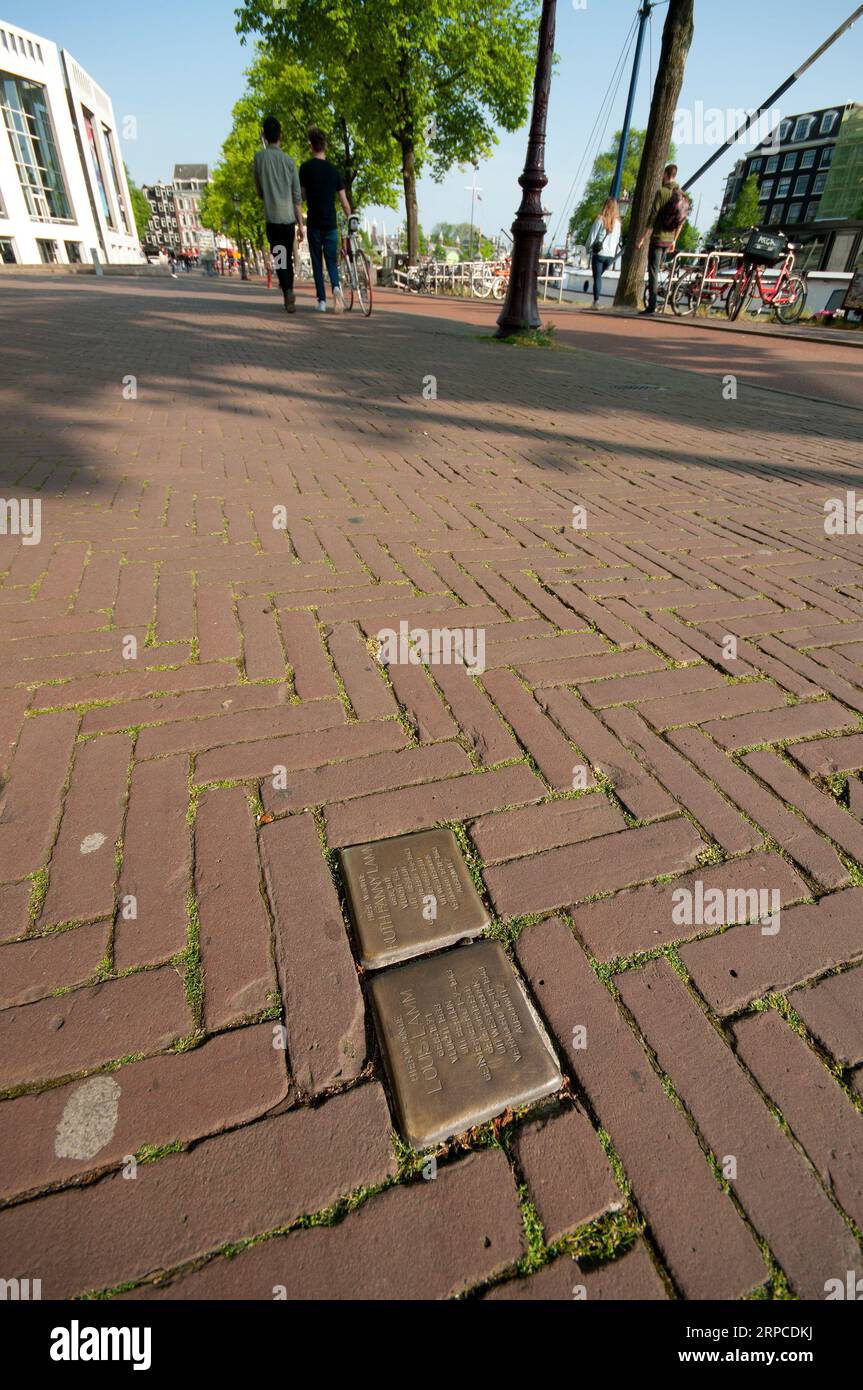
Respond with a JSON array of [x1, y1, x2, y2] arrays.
[[671, 272, 701, 317], [338, 253, 354, 310], [353, 250, 373, 316], [773, 275, 806, 324], [726, 267, 752, 321], [471, 272, 492, 299]]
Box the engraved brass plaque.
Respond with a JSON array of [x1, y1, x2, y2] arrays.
[[341, 827, 488, 969], [369, 940, 562, 1149]]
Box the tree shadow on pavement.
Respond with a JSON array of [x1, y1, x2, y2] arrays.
[[1, 274, 861, 515]]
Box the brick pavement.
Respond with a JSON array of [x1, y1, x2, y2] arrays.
[[0, 273, 861, 1300]]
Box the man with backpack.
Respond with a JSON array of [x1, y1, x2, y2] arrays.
[[636, 163, 689, 315]]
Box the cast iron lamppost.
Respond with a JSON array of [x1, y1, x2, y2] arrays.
[[495, 0, 557, 336], [231, 193, 248, 281]]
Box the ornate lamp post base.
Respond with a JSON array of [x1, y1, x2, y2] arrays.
[[495, 0, 557, 337]]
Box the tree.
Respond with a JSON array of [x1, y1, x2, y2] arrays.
[[242, 48, 401, 210], [727, 174, 761, 234], [199, 94, 268, 250], [568, 130, 699, 255], [614, 0, 695, 308], [236, 0, 538, 263], [568, 129, 650, 245], [125, 166, 152, 243]]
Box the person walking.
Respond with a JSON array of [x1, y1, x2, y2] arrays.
[[586, 197, 621, 309], [636, 163, 689, 315], [254, 115, 305, 314], [299, 126, 352, 313]]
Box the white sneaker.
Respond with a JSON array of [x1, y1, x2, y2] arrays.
[[316, 300, 327, 312], [333, 288, 345, 313]]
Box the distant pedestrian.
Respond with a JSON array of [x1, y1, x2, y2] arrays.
[[299, 126, 352, 313], [254, 115, 305, 314], [586, 196, 621, 309], [637, 163, 689, 315]]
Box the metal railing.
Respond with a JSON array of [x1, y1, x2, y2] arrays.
[[392, 258, 566, 302], [660, 249, 744, 315]]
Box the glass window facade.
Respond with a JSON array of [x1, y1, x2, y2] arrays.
[[782, 153, 797, 171], [800, 149, 816, 169], [83, 109, 114, 228], [101, 123, 129, 233], [0, 72, 71, 220], [0, 236, 16, 262], [793, 176, 809, 196], [765, 155, 779, 173], [776, 177, 791, 197]]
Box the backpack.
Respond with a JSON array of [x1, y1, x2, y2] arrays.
[[659, 186, 690, 233]]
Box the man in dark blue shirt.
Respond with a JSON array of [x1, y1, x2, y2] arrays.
[[300, 126, 352, 313]]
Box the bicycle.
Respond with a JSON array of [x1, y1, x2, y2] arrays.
[[406, 262, 433, 294], [338, 213, 373, 317], [725, 228, 806, 324], [671, 245, 742, 316], [471, 257, 510, 301]]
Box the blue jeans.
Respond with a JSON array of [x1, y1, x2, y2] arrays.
[[591, 253, 613, 302], [308, 226, 340, 301]]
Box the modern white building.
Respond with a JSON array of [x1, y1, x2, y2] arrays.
[[0, 17, 141, 266]]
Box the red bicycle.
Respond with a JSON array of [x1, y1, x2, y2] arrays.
[[725, 227, 806, 324]]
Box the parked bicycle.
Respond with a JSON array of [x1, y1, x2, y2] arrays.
[[338, 213, 373, 316], [471, 257, 510, 300], [670, 242, 742, 317], [725, 228, 806, 323], [406, 261, 434, 294]]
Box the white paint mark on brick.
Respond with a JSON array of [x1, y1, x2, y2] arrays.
[[80, 832, 107, 854], [54, 1075, 121, 1159]]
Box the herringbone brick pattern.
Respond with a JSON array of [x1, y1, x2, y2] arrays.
[[0, 275, 861, 1300]]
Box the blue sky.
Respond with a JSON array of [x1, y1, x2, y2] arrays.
[[5, 0, 860, 240]]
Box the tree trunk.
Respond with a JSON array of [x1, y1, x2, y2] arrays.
[[401, 138, 419, 264], [614, 0, 694, 309], [339, 117, 355, 211]]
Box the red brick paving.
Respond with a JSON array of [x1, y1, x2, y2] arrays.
[[0, 272, 861, 1300]]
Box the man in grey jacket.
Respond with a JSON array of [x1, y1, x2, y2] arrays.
[[254, 116, 305, 313]]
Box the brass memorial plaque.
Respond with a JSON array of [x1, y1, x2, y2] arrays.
[[341, 828, 489, 969], [369, 940, 562, 1149]]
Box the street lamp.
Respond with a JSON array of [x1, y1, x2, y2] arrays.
[[495, 0, 557, 336], [231, 193, 248, 281]]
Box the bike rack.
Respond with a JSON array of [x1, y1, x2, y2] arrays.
[[396, 258, 565, 302], [661, 250, 743, 315]]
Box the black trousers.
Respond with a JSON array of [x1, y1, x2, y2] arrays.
[[646, 242, 669, 311], [266, 221, 296, 293]]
